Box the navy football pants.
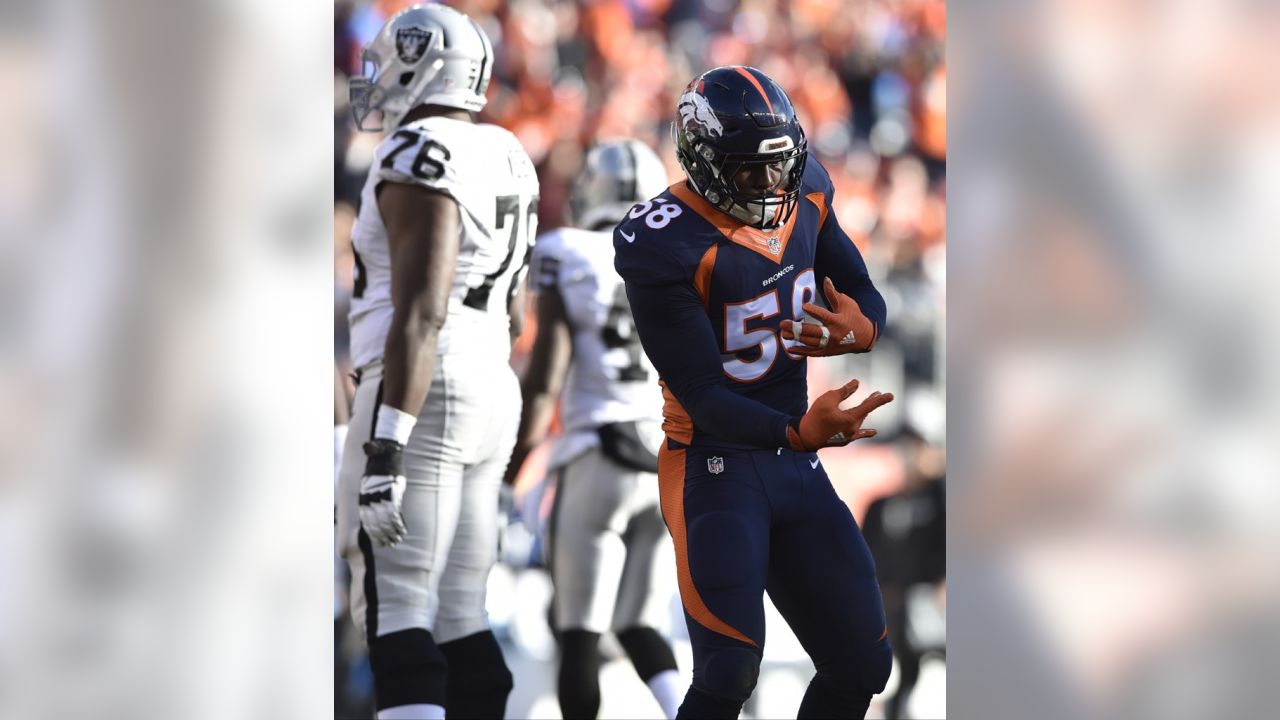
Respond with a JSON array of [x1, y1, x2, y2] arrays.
[[658, 441, 893, 719]]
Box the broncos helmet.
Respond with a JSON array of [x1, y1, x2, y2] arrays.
[[350, 4, 494, 131], [672, 66, 808, 230], [569, 139, 669, 231]]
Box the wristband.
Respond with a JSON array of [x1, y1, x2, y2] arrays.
[[374, 404, 417, 445]]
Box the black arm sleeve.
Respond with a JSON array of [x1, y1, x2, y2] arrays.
[[625, 280, 796, 449], [815, 208, 887, 335]]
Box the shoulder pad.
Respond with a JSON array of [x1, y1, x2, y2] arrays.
[[802, 156, 836, 199], [612, 205, 691, 287], [613, 191, 721, 287]]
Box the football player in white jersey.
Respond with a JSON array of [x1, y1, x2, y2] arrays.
[[503, 140, 681, 720], [336, 6, 538, 719]]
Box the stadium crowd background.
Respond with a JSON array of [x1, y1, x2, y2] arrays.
[[333, 0, 945, 717]]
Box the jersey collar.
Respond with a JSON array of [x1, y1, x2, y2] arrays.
[[668, 182, 796, 264]]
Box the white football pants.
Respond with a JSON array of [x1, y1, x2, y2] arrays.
[[338, 357, 519, 644], [549, 445, 673, 634]]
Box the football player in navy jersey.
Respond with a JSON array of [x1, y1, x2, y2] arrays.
[[613, 66, 895, 719]]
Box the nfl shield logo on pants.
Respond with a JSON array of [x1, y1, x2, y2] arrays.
[[707, 456, 724, 474]]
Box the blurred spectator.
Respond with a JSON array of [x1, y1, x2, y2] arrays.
[[863, 426, 947, 719]]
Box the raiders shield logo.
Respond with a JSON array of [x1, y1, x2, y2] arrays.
[[395, 27, 433, 64], [768, 236, 781, 255], [707, 456, 724, 475]]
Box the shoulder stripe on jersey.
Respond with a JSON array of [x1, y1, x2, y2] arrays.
[[805, 191, 828, 229], [734, 66, 774, 115], [693, 244, 718, 307], [667, 181, 797, 265]]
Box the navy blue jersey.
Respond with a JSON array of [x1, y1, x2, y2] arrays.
[[614, 158, 886, 450]]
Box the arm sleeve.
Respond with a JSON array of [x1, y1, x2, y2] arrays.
[[625, 280, 796, 449], [815, 206, 887, 337]]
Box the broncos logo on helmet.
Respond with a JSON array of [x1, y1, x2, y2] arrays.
[[677, 90, 725, 138]]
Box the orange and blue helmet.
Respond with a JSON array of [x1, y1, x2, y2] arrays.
[[672, 66, 808, 230]]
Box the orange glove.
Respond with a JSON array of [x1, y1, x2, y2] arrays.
[[781, 277, 878, 356], [787, 379, 894, 452]]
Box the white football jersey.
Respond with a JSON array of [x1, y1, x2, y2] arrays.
[[348, 117, 539, 370], [533, 227, 663, 439]]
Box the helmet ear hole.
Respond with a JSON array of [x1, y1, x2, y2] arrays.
[[398, 71, 415, 87]]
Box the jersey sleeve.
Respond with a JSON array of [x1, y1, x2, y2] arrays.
[[809, 160, 888, 336], [374, 126, 462, 199], [624, 272, 797, 450]]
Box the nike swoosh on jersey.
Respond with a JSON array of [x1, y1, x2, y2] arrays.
[[809, 458, 820, 469], [620, 230, 636, 243]]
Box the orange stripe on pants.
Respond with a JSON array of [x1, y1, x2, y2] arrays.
[[657, 443, 758, 647]]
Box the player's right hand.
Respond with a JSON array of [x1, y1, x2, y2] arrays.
[[781, 277, 878, 356], [359, 439, 408, 546], [787, 379, 893, 452]]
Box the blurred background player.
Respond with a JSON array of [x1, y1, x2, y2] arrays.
[[503, 139, 682, 720], [862, 427, 946, 720], [336, 5, 539, 719], [615, 66, 893, 719]]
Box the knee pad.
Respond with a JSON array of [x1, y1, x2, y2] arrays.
[[867, 636, 894, 694], [699, 646, 760, 703], [798, 671, 873, 720], [810, 638, 894, 705], [616, 626, 678, 681], [438, 630, 513, 697], [438, 631, 513, 720], [558, 630, 602, 719], [369, 629, 449, 711], [677, 686, 744, 719]]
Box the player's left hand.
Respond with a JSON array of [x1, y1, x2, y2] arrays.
[[788, 378, 894, 452], [781, 277, 877, 356], [359, 439, 409, 546]]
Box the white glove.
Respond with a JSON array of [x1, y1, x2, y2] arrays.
[[359, 439, 408, 546]]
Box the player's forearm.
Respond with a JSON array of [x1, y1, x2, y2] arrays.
[[678, 384, 795, 449], [380, 314, 443, 418], [503, 388, 556, 486], [508, 282, 528, 341]]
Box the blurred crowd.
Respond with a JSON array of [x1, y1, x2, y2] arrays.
[[334, 0, 945, 717]]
